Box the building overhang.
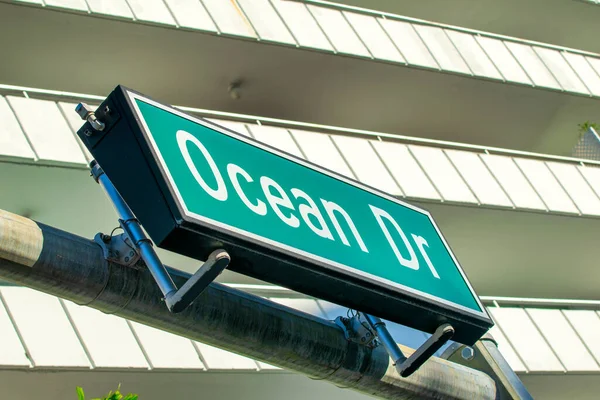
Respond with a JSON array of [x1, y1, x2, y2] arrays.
[[1, 1, 600, 156]]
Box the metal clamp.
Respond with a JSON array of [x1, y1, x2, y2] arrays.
[[93, 232, 140, 267], [88, 160, 230, 313], [338, 311, 454, 377]]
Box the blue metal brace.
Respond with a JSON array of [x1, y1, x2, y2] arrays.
[[336, 312, 454, 377], [90, 160, 230, 313]]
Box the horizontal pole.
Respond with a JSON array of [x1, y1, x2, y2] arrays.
[[0, 209, 497, 399]]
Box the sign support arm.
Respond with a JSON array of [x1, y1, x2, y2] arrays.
[[90, 160, 229, 313]]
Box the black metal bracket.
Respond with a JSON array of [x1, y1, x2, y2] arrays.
[[89, 159, 230, 314], [337, 311, 455, 377], [94, 232, 140, 267]]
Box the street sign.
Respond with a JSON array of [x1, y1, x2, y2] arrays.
[[77, 86, 492, 344]]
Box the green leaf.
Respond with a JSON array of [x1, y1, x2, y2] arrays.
[[76, 387, 85, 400]]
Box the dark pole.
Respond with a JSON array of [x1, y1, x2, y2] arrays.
[[0, 209, 497, 400]]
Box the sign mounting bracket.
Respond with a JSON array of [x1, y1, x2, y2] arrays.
[[89, 158, 230, 313], [336, 312, 454, 377]]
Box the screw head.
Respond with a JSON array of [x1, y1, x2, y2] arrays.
[[461, 347, 475, 361], [129, 251, 135, 257], [103, 105, 111, 114], [124, 257, 130, 263], [84, 129, 93, 137]]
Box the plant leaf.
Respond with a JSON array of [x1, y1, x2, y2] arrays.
[[76, 387, 85, 400]]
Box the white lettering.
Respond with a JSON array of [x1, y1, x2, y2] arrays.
[[321, 200, 368, 253], [370, 205, 418, 270], [411, 234, 440, 279], [260, 176, 300, 228], [291, 188, 333, 240], [176, 130, 227, 201], [227, 163, 267, 216]]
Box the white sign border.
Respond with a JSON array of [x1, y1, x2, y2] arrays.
[[126, 90, 491, 324]]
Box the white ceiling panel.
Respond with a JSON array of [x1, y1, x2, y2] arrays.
[[0, 287, 90, 367]]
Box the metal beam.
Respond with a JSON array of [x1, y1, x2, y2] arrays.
[[0, 209, 497, 399]]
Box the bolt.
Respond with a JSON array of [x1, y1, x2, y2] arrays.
[[75, 102, 105, 131], [124, 257, 130, 263], [84, 129, 93, 137], [129, 251, 135, 257], [461, 346, 475, 361], [361, 337, 365, 342]]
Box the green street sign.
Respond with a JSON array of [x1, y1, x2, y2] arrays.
[[78, 87, 492, 344]]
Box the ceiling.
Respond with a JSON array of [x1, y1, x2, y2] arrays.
[[0, 2, 599, 157], [333, 0, 600, 54]]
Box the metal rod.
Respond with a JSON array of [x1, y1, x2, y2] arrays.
[[0, 209, 498, 400], [90, 161, 177, 299], [363, 314, 407, 364]]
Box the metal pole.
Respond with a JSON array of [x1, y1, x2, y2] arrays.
[[443, 333, 533, 400], [0, 209, 498, 400]]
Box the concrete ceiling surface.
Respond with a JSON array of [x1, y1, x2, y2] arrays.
[[0, 3, 599, 156], [2, 162, 600, 300], [334, 0, 600, 54]]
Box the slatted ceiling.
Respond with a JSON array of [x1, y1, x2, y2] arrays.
[[408, 145, 477, 203], [269, 298, 327, 318], [14, 0, 600, 100], [562, 52, 600, 96], [514, 158, 579, 214], [0, 287, 90, 367], [85, 0, 134, 19], [129, 322, 204, 369], [44, 0, 88, 11], [0, 96, 36, 160], [488, 307, 564, 372], [63, 301, 148, 369], [413, 25, 470, 74], [331, 135, 401, 195], [446, 30, 503, 80], [246, 125, 304, 158], [527, 308, 599, 371], [201, 0, 256, 38], [370, 141, 440, 200], [379, 19, 439, 69], [0, 295, 30, 367], [7, 96, 87, 165], [126, 0, 176, 25], [256, 361, 281, 370], [534, 48, 589, 94], [563, 310, 600, 365], [307, 5, 370, 57], [163, 0, 218, 31], [480, 154, 546, 210], [343, 12, 404, 63], [290, 130, 354, 178], [57, 102, 94, 162], [194, 342, 258, 370], [475, 36, 532, 85], [270, 0, 334, 51], [236, 0, 295, 44], [577, 165, 600, 198], [488, 325, 527, 372], [504, 42, 561, 90], [204, 118, 251, 137], [445, 150, 512, 207], [546, 162, 600, 216], [586, 56, 600, 78]]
